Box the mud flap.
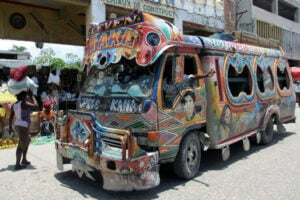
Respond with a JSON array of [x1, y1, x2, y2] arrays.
[[56, 152, 64, 171], [199, 132, 210, 151], [256, 132, 261, 144], [222, 146, 230, 161], [242, 137, 250, 151], [277, 122, 286, 134], [71, 156, 95, 181]]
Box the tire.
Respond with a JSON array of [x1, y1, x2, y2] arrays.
[[172, 132, 201, 179], [261, 117, 274, 145]]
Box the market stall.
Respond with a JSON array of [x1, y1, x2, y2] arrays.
[[0, 89, 18, 148]]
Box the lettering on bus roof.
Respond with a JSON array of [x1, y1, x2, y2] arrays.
[[89, 13, 143, 36], [86, 28, 138, 54]]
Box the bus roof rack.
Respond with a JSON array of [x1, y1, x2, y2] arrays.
[[210, 31, 280, 49]]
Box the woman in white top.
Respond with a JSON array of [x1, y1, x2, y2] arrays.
[[9, 90, 38, 170]]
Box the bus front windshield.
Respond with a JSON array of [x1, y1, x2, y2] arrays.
[[81, 58, 155, 97]]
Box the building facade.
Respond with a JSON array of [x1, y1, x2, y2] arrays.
[[0, 0, 234, 44], [236, 0, 300, 66], [1, 0, 298, 66], [88, 0, 231, 36]]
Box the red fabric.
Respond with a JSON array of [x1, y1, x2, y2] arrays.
[[10, 65, 28, 81], [43, 102, 51, 108], [291, 67, 300, 81]]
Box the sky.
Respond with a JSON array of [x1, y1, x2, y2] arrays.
[[0, 39, 85, 61]]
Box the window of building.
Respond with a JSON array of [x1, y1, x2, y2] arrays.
[[0, 53, 17, 59], [278, 0, 298, 22], [227, 64, 252, 97], [253, 0, 273, 12], [256, 20, 281, 41]]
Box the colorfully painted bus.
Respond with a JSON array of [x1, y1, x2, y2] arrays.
[[55, 11, 296, 191]]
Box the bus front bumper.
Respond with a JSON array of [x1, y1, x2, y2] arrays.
[[56, 141, 160, 191]]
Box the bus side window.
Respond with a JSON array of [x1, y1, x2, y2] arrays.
[[277, 65, 290, 90], [162, 54, 199, 109], [162, 56, 177, 109], [228, 64, 252, 97], [183, 55, 199, 88]]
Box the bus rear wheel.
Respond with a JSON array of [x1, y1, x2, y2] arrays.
[[261, 117, 274, 145], [172, 132, 201, 179]]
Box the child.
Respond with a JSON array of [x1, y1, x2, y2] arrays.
[[40, 102, 55, 121], [40, 102, 55, 136]]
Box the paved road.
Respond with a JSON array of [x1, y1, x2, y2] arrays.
[[1, 108, 300, 200]]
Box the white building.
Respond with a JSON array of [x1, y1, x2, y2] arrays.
[[0, 50, 32, 69]]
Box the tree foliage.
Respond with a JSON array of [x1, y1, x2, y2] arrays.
[[65, 53, 82, 71], [33, 48, 82, 71], [33, 48, 55, 68], [11, 44, 27, 52], [50, 58, 65, 70]]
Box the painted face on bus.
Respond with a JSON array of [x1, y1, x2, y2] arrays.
[[184, 94, 195, 120], [223, 107, 231, 125]]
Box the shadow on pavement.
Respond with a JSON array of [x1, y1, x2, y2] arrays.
[[200, 131, 295, 172], [53, 131, 295, 199], [0, 164, 37, 172]]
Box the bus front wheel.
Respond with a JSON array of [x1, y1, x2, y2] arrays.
[[172, 132, 201, 179]]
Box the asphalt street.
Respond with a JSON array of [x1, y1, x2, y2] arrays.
[[1, 108, 300, 200]]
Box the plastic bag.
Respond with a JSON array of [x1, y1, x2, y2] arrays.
[[8, 76, 39, 95]]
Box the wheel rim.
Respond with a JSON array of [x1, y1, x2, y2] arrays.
[[186, 142, 199, 174]]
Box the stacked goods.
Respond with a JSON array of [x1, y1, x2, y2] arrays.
[[7, 65, 38, 95], [291, 67, 300, 82], [0, 137, 19, 149]]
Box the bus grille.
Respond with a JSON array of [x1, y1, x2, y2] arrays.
[[94, 129, 125, 154], [102, 136, 122, 148]]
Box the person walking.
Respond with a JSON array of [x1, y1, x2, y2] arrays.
[[9, 90, 39, 170]]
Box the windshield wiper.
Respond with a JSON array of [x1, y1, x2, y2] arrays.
[[84, 91, 96, 95]]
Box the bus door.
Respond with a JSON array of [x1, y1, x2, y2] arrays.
[[160, 53, 207, 124]]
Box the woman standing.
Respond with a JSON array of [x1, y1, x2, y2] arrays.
[[9, 90, 38, 170]]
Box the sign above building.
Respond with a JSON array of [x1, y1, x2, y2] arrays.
[[100, 0, 175, 18]]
